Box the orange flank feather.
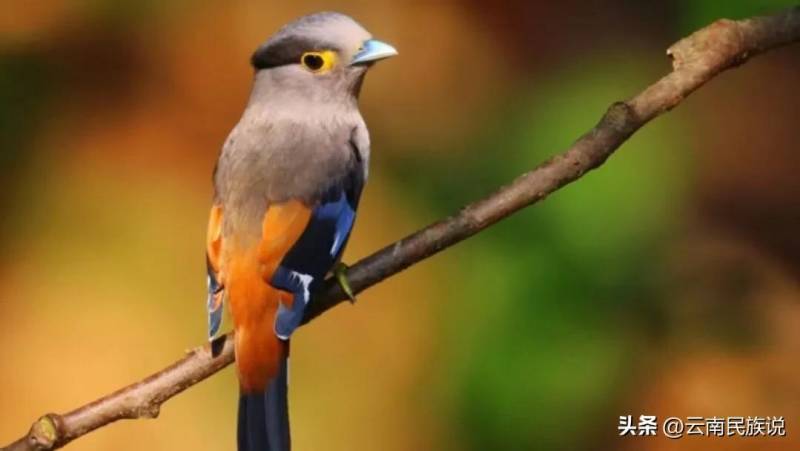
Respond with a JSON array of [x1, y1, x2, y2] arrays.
[[206, 205, 223, 272], [213, 200, 312, 392]]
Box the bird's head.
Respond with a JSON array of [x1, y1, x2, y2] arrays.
[[249, 12, 397, 105]]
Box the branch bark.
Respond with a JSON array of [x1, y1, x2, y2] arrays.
[[4, 6, 800, 450]]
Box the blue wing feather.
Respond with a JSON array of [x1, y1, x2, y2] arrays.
[[271, 171, 362, 338]]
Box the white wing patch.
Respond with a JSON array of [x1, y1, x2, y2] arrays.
[[289, 271, 314, 304]]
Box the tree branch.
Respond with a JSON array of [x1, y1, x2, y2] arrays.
[[4, 6, 800, 450]]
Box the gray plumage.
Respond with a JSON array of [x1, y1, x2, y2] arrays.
[[214, 12, 373, 240]]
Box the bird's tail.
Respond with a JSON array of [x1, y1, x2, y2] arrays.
[[237, 344, 291, 451]]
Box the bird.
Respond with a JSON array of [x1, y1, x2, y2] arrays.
[[204, 12, 397, 451]]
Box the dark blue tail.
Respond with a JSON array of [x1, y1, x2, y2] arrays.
[[237, 349, 290, 451]]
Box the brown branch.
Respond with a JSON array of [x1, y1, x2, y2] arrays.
[[4, 6, 800, 451], [2, 337, 236, 451]]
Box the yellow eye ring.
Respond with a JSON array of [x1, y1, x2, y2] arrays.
[[301, 51, 337, 73]]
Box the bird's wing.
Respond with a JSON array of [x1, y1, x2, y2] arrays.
[[206, 205, 225, 340], [269, 170, 364, 339], [204, 178, 361, 342]]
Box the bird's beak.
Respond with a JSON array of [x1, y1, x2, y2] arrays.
[[350, 39, 398, 65]]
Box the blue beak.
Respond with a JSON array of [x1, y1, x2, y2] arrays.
[[350, 39, 398, 65]]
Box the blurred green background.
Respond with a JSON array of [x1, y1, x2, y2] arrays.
[[1, 1, 799, 450]]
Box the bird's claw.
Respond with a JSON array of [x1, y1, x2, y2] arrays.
[[333, 262, 357, 304]]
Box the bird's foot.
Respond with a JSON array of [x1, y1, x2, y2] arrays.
[[333, 262, 357, 304]]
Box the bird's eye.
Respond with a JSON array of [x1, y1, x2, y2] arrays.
[[302, 54, 324, 71], [301, 51, 336, 73]]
